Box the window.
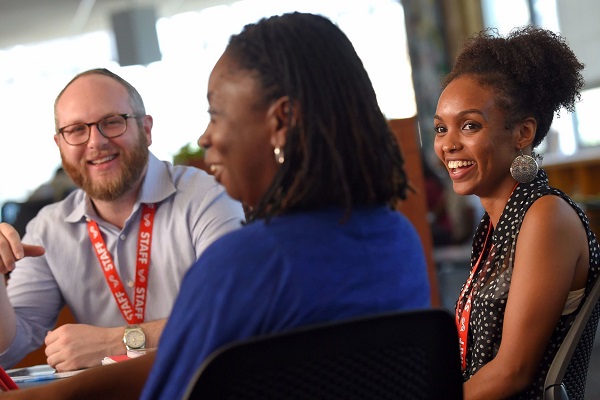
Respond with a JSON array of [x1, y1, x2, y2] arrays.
[[0, 0, 414, 206], [575, 87, 600, 147], [481, 0, 600, 157]]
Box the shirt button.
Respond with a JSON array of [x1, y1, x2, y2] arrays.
[[120, 234, 126, 240], [127, 281, 134, 288]]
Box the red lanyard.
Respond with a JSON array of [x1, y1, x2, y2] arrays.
[[455, 223, 492, 371], [87, 203, 157, 324], [456, 182, 519, 371]]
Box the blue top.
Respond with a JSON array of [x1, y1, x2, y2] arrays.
[[141, 206, 431, 400]]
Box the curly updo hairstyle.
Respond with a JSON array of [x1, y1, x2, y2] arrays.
[[442, 26, 585, 148]]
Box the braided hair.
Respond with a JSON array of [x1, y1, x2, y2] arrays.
[[442, 26, 584, 148], [225, 12, 410, 222]]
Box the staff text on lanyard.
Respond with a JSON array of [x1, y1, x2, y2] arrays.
[[88, 203, 156, 324]]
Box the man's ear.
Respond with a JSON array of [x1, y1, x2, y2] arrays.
[[516, 116, 537, 150], [268, 96, 295, 149], [142, 115, 153, 147]]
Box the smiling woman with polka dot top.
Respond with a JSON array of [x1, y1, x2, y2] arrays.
[[433, 26, 600, 399]]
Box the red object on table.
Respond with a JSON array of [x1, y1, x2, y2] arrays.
[[0, 366, 19, 391]]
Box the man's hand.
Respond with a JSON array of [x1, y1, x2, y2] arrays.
[[44, 324, 125, 372], [0, 222, 45, 274]]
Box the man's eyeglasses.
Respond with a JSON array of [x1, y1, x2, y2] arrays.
[[57, 114, 142, 146]]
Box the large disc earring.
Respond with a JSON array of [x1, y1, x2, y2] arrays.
[[510, 150, 538, 183], [274, 147, 284, 164]]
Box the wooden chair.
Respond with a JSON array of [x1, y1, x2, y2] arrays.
[[389, 117, 441, 306], [182, 308, 463, 400]]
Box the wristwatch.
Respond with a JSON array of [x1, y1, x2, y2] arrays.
[[123, 325, 146, 351]]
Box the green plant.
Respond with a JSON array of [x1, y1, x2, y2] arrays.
[[173, 143, 205, 166]]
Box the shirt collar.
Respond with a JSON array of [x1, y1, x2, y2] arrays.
[[65, 152, 176, 223]]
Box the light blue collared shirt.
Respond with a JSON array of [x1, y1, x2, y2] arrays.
[[1, 152, 245, 368]]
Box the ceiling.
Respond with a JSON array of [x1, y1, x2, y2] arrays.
[[0, 0, 229, 49]]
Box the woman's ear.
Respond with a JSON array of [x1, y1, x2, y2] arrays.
[[516, 117, 537, 150], [268, 96, 295, 149]]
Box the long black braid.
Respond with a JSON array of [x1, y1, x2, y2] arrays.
[[226, 12, 410, 222]]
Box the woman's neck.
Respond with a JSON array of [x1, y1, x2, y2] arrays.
[[479, 180, 520, 228]]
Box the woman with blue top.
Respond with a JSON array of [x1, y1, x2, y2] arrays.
[[2, 12, 430, 400]]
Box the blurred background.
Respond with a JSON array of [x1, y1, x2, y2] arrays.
[[2, 0, 599, 293], [0, 0, 418, 205], [1, 0, 598, 207], [0, 0, 599, 396], [0, 0, 597, 213]]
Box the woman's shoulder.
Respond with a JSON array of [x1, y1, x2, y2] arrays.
[[526, 189, 587, 223], [522, 194, 589, 247], [198, 219, 279, 257], [198, 206, 408, 257], [525, 192, 579, 220]]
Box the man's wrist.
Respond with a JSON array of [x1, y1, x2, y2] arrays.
[[122, 324, 146, 350]]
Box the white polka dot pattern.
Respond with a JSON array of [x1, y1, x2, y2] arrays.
[[455, 170, 600, 399]]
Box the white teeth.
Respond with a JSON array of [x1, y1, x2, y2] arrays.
[[447, 160, 475, 169], [90, 155, 116, 165]]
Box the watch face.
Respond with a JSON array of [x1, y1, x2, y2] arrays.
[[126, 330, 145, 348]]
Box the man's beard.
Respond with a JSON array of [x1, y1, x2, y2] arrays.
[[61, 129, 149, 202]]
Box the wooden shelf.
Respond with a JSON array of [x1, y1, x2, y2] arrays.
[[542, 148, 600, 236]]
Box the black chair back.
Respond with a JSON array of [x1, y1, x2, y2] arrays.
[[183, 308, 463, 400], [545, 276, 600, 400]]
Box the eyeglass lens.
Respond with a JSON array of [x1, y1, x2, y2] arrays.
[[61, 114, 130, 145]]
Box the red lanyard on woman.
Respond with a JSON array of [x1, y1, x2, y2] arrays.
[[455, 182, 519, 371], [455, 222, 492, 371], [87, 203, 157, 324]]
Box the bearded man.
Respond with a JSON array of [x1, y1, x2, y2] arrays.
[[0, 69, 244, 371]]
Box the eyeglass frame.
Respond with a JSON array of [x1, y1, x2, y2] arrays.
[[56, 113, 143, 146]]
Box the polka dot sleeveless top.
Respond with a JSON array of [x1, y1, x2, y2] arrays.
[[456, 169, 600, 399]]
